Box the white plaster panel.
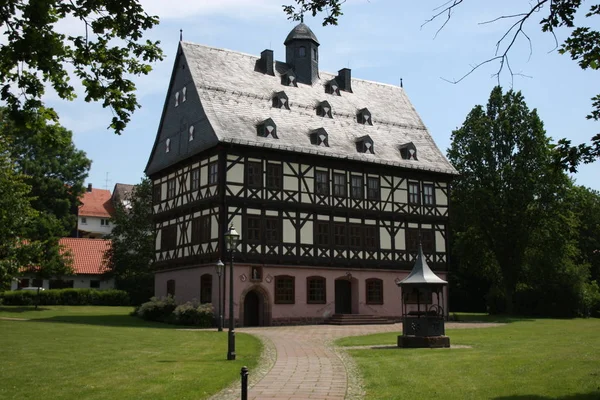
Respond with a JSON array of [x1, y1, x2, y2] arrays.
[[397, 189, 407, 204], [317, 215, 329, 221], [161, 182, 166, 201], [283, 220, 295, 243], [283, 162, 298, 175], [303, 166, 314, 178], [284, 176, 297, 191], [227, 163, 244, 184], [349, 218, 361, 224], [301, 193, 311, 203], [200, 165, 207, 186], [395, 227, 406, 250], [408, 223, 419, 229], [211, 215, 219, 239], [333, 217, 345, 222], [247, 208, 261, 215], [265, 210, 278, 217], [380, 228, 391, 249], [422, 224, 432, 229], [436, 231, 445, 252], [301, 221, 313, 244], [365, 219, 376, 225], [436, 188, 448, 205], [155, 230, 162, 251]]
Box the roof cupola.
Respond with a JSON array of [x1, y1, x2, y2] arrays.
[[284, 23, 319, 85]]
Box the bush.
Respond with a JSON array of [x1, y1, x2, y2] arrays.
[[135, 296, 177, 322], [0, 289, 130, 306], [134, 297, 214, 327], [172, 302, 214, 327]]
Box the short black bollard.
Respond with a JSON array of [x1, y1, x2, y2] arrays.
[[240, 366, 249, 400]]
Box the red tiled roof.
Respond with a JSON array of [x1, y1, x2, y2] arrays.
[[79, 188, 114, 218], [59, 238, 111, 275]]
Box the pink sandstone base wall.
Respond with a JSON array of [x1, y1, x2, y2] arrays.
[[155, 263, 448, 326]]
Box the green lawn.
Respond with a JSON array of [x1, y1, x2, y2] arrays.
[[0, 306, 262, 400], [336, 318, 600, 400]]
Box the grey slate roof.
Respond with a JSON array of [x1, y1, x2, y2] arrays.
[[148, 41, 458, 176], [284, 23, 320, 45], [397, 245, 448, 286]]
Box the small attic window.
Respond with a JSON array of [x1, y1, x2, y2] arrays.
[[188, 126, 195, 142], [257, 118, 278, 139], [310, 128, 329, 147], [325, 81, 340, 96], [356, 135, 374, 154], [357, 108, 372, 125], [399, 142, 418, 160], [298, 46, 306, 57], [182, 87, 187, 102], [272, 91, 290, 110], [174, 92, 180, 107], [316, 101, 333, 118], [281, 71, 298, 87], [165, 138, 171, 153]]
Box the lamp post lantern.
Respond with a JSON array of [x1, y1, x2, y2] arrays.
[[215, 260, 224, 332], [224, 224, 240, 361]]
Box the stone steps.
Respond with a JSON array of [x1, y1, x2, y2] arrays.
[[327, 314, 396, 325]]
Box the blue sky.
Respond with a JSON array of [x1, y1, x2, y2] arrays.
[[46, 0, 598, 191]]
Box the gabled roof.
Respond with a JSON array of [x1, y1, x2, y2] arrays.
[[79, 188, 113, 218], [112, 183, 134, 202], [59, 238, 111, 275], [145, 42, 458, 176], [397, 245, 447, 286]]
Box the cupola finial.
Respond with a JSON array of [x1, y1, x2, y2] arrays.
[[179, 29, 183, 41]]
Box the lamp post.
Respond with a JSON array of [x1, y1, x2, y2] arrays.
[[215, 260, 224, 332], [224, 224, 240, 361]]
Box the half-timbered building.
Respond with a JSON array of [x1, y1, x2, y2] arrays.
[[145, 23, 458, 326]]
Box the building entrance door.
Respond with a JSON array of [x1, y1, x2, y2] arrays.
[[244, 290, 260, 326], [335, 280, 352, 314]]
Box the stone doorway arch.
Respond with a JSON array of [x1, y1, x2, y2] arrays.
[[239, 284, 272, 327]]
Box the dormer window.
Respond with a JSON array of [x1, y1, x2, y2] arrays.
[[298, 46, 306, 57], [165, 138, 171, 153], [357, 108, 372, 125], [310, 128, 329, 147], [257, 118, 278, 139], [316, 101, 333, 118], [174, 92, 180, 107], [399, 142, 418, 160], [182, 87, 187, 102], [356, 135, 374, 154], [272, 91, 290, 110], [325, 81, 340, 96], [281, 71, 298, 87], [188, 126, 194, 142]]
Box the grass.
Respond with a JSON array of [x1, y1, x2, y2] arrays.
[[0, 306, 262, 400], [336, 318, 600, 400]]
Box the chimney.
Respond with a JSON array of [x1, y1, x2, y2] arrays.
[[336, 68, 352, 93], [260, 49, 274, 76], [87, 183, 92, 192]]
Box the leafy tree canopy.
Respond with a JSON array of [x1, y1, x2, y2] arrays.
[[104, 178, 154, 305], [283, 0, 600, 171], [0, 0, 163, 134], [448, 86, 572, 313]]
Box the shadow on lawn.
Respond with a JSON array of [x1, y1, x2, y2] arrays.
[[24, 314, 181, 329], [494, 392, 600, 400], [0, 306, 51, 313]]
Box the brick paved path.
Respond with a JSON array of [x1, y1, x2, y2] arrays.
[[214, 322, 502, 400]]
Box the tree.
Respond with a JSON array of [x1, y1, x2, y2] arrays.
[[569, 185, 600, 283], [283, 0, 600, 171], [1, 108, 90, 283], [104, 178, 154, 305], [0, 1, 163, 134], [448, 86, 570, 313], [0, 136, 38, 288]]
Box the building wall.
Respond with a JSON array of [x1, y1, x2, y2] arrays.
[[155, 264, 448, 325], [11, 275, 115, 290], [78, 216, 113, 238]]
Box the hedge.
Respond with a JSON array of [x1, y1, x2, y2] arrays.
[[135, 296, 214, 327], [0, 288, 130, 306]]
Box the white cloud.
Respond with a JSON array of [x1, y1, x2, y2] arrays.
[[141, 0, 279, 20]]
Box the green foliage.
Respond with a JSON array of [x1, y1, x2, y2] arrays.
[[0, 1, 163, 134], [283, 0, 343, 26], [135, 297, 214, 327], [0, 288, 130, 306], [104, 178, 154, 305], [449, 86, 571, 314], [0, 136, 39, 285]]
